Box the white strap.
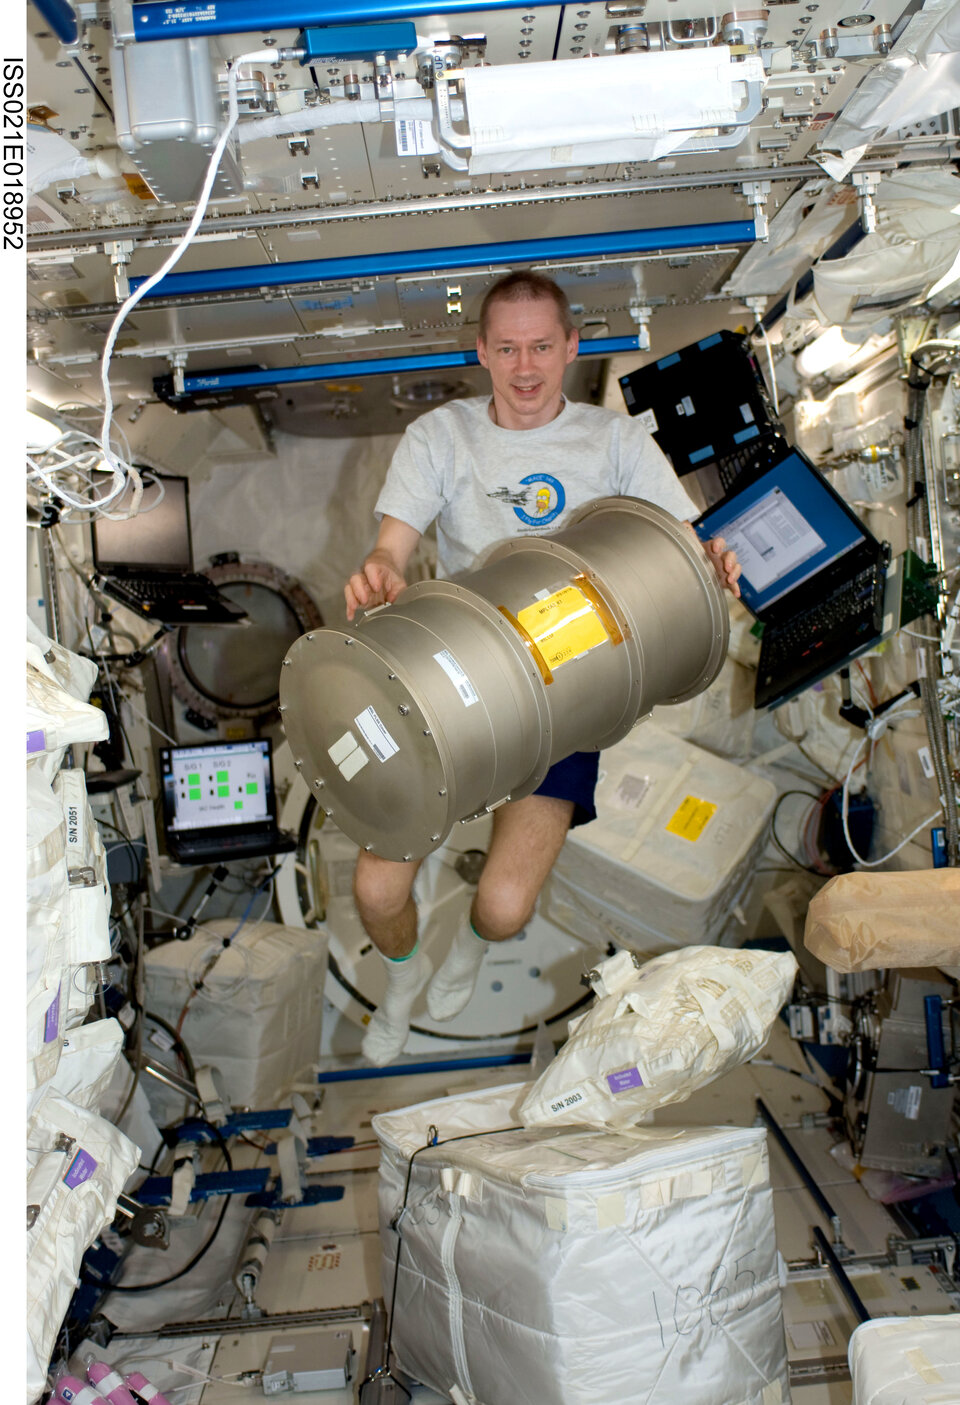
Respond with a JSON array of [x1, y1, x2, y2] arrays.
[[276, 1133, 303, 1203], [169, 1157, 196, 1218]]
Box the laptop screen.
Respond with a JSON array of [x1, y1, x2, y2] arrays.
[[92, 473, 193, 571], [693, 450, 871, 614], [160, 740, 274, 836]]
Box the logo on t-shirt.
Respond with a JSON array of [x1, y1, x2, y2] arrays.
[[486, 473, 566, 527]]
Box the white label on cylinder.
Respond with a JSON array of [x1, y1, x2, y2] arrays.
[[433, 649, 479, 707], [355, 706, 400, 763], [340, 746, 369, 781]]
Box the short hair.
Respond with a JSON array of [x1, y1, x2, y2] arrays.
[[477, 271, 575, 341]]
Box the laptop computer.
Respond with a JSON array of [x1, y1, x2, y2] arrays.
[[91, 473, 248, 625], [693, 448, 890, 710], [619, 329, 787, 506], [159, 738, 297, 865]]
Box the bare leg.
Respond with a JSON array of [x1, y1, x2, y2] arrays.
[[427, 793, 574, 1021], [353, 849, 422, 958], [353, 851, 430, 1065]]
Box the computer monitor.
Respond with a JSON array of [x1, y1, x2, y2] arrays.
[[694, 449, 880, 619], [92, 473, 193, 572]]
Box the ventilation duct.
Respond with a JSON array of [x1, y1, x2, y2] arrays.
[[279, 497, 728, 862]]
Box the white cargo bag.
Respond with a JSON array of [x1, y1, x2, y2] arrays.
[[849, 1315, 960, 1404], [144, 921, 328, 1111], [26, 621, 107, 782], [26, 1088, 141, 1403], [520, 946, 797, 1131], [375, 1084, 791, 1405], [53, 769, 112, 1028], [541, 724, 777, 956]]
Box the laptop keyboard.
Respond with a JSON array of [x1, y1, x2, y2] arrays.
[[761, 566, 883, 670], [111, 570, 219, 603]]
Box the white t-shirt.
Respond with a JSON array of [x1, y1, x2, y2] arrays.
[[375, 396, 698, 578]]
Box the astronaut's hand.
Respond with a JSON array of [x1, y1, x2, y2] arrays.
[[705, 536, 742, 599], [345, 553, 407, 621]]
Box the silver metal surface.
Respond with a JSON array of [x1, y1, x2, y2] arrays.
[[279, 496, 727, 860], [846, 970, 956, 1178], [110, 36, 246, 204]]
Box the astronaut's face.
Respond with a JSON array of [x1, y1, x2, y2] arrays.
[[477, 297, 579, 431]]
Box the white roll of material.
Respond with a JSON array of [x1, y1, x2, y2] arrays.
[[461, 49, 764, 173]]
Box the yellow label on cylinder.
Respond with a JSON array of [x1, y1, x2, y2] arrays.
[[516, 585, 609, 670], [665, 795, 718, 841]]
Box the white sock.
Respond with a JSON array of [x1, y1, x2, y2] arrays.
[[426, 914, 490, 1022], [362, 945, 431, 1067]]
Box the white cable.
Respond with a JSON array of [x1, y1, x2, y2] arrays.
[[96, 48, 282, 519], [840, 732, 941, 867], [238, 94, 434, 144], [107, 677, 178, 745], [758, 324, 780, 417]]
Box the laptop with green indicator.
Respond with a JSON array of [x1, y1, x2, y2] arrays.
[[159, 738, 296, 865]]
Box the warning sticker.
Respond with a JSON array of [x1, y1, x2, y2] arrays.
[[516, 584, 609, 671], [665, 795, 717, 841], [354, 706, 399, 763]]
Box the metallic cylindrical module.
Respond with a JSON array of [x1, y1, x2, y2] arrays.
[[280, 497, 728, 861]]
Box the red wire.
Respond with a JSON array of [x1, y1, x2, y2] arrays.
[[855, 660, 879, 709]]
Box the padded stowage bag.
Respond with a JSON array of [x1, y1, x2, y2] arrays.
[[374, 1083, 791, 1405], [848, 1315, 960, 1404], [520, 945, 797, 1131], [805, 870, 960, 973]]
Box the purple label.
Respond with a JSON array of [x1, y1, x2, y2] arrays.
[[27, 729, 46, 754], [44, 985, 62, 1043], [606, 1067, 644, 1094], [64, 1149, 98, 1188]]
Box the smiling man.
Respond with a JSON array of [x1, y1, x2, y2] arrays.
[[344, 271, 741, 1066]]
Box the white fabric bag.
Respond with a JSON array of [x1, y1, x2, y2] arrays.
[[26, 621, 107, 782], [848, 1315, 960, 1404], [52, 769, 112, 1028], [375, 1083, 791, 1405], [520, 946, 797, 1131], [26, 1089, 141, 1403]]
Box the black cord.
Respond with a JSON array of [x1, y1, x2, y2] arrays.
[[770, 790, 828, 875], [142, 1009, 198, 1086], [96, 817, 144, 877], [110, 1120, 234, 1294]]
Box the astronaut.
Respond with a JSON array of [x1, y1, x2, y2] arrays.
[[345, 271, 741, 1064]]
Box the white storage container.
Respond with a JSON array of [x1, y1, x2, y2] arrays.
[[144, 921, 327, 1111], [542, 722, 776, 954], [375, 1083, 791, 1405], [849, 1315, 960, 1404]]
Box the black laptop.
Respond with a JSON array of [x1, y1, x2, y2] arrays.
[[159, 738, 297, 865], [619, 329, 787, 506], [91, 473, 247, 625], [693, 448, 890, 710]]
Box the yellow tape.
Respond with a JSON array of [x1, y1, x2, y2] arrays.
[[544, 1197, 568, 1231], [741, 1148, 768, 1190], [906, 1349, 943, 1385], [596, 1192, 626, 1228], [665, 794, 718, 842], [516, 585, 609, 671], [640, 1168, 715, 1209], [762, 1382, 782, 1405]]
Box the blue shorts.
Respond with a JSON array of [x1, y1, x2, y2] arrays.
[[533, 750, 600, 829]]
